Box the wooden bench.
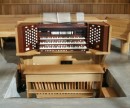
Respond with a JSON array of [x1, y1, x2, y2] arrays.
[[100, 87, 118, 98], [0, 16, 23, 49], [24, 64, 104, 98], [0, 15, 40, 49], [0, 24, 16, 49], [106, 17, 130, 54]]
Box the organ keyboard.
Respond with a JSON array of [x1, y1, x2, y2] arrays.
[[38, 23, 88, 52]]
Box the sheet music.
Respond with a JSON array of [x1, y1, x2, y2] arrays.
[[43, 12, 71, 23], [57, 12, 71, 23], [76, 12, 85, 22], [43, 13, 57, 23]]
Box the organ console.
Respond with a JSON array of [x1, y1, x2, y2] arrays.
[[17, 22, 109, 53], [16, 19, 111, 98]]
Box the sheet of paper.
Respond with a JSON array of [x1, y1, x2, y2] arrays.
[[43, 13, 57, 23], [76, 12, 85, 22], [57, 12, 71, 23]]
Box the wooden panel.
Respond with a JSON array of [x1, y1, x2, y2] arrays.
[[0, 0, 130, 3], [26, 74, 103, 82], [33, 56, 73, 65], [36, 93, 93, 98], [24, 64, 104, 75], [0, 0, 130, 14], [28, 89, 94, 94]]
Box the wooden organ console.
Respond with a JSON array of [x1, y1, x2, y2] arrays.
[[16, 21, 111, 98], [17, 22, 109, 53]]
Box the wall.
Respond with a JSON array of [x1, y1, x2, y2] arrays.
[[0, 0, 130, 15]]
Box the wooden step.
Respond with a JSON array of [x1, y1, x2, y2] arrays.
[[101, 87, 118, 98]]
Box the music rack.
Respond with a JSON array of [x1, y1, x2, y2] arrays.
[[17, 22, 110, 53]]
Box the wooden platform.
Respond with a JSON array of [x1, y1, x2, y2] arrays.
[[24, 64, 104, 98]]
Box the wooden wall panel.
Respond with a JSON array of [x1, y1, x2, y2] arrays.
[[0, 0, 130, 15], [0, 0, 130, 3]]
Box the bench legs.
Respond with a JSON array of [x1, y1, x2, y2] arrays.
[[0, 38, 4, 49], [121, 41, 129, 54]]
